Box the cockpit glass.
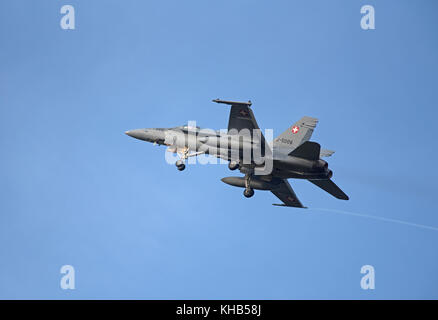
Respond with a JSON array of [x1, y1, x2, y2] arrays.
[[181, 125, 200, 130]]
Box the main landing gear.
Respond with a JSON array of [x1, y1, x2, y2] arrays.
[[228, 161, 239, 171], [243, 188, 254, 198], [243, 173, 254, 198]]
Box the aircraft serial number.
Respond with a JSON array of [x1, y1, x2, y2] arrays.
[[277, 138, 293, 145]]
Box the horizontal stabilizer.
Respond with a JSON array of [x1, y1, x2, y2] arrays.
[[308, 179, 349, 200], [273, 203, 308, 209], [288, 141, 321, 160], [320, 149, 335, 158]]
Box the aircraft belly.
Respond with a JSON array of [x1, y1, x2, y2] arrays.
[[274, 157, 314, 171], [272, 159, 328, 179]]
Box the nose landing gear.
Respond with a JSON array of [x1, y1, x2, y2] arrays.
[[176, 160, 185, 171], [173, 147, 205, 171]]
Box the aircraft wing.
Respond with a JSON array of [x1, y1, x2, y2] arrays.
[[213, 99, 267, 142], [271, 179, 306, 208], [212, 99, 258, 131], [213, 99, 271, 166]]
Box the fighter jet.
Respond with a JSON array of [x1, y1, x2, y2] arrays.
[[125, 99, 348, 208]]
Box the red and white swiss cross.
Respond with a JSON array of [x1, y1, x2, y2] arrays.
[[291, 126, 300, 134]]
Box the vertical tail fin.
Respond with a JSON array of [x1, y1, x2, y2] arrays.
[[273, 116, 318, 152]]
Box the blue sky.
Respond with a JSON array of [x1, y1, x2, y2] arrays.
[[1, 0, 437, 299]]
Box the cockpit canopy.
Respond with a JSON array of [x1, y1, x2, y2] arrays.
[[177, 124, 201, 131]]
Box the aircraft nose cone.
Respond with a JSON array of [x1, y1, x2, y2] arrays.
[[125, 130, 135, 137], [125, 129, 147, 140]]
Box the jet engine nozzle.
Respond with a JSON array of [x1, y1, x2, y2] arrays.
[[325, 170, 333, 179]]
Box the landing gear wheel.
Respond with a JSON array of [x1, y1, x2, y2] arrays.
[[243, 188, 254, 198], [176, 160, 185, 171], [228, 161, 239, 171]]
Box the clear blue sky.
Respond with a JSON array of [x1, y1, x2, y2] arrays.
[[1, 0, 437, 299]]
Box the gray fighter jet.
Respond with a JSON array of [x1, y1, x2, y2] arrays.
[[125, 99, 348, 208]]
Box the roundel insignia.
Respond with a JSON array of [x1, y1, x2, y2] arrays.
[[239, 109, 249, 117], [291, 126, 299, 134]]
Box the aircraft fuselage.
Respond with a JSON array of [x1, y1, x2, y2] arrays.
[[125, 127, 332, 180]]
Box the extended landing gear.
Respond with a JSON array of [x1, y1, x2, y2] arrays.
[[243, 173, 254, 198], [173, 147, 205, 171], [176, 160, 185, 171], [228, 161, 239, 171], [175, 147, 189, 171], [243, 188, 254, 198]]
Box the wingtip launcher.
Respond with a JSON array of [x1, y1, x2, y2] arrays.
[[212, 98, 252, 107]]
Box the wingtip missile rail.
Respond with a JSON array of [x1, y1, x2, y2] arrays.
[[212, 99, 252, 107]]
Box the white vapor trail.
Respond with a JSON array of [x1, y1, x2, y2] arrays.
[[311, 208, 438, 232]]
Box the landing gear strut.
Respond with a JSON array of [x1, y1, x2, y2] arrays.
[[243, 173, 254, 198], [175, 147, 189, 171], [174, 147, 205, 171]]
